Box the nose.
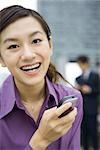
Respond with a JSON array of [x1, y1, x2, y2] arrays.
[[21, 45, 36, 61]]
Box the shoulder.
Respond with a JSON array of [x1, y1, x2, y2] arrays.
[[0, 75, 12, 91], [90, 71, 100, 79], [53, 82, 81, 95], [91, 71, 99, 76], [0, 75, 15, 119]]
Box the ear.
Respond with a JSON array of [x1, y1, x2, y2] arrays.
[[48, 37, 53, 56]]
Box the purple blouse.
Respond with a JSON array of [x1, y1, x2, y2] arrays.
[[0, 75, 83, 150]]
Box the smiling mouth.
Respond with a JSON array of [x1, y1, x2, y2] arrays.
[[20, 63, 41, 72]]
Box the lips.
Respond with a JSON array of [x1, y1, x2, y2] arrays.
[[20, 63, 41, 72]]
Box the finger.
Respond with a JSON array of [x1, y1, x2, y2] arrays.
[[58, 107, 77, 125], [56, 102, 72, 118], [44, 106, 57, 117], [66, 107, 77, 117], [62, 107, 77, 120]]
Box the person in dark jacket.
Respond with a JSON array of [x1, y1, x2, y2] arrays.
[[75, 55, 100, 150]]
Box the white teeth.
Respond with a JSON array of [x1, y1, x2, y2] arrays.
[[21, 63, 40, 70]]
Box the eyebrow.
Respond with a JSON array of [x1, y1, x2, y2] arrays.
[[29, 31, 44, 37], [3, 31, 44, 44], [3, 38, 19, 44]]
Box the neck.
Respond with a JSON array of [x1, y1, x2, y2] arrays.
[[83, 67, 89, 73], [15, 79, 45, 103]]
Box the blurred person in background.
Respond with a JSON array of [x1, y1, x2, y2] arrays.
[[0, 5, 83, 150], [75, 55, 100, 150]]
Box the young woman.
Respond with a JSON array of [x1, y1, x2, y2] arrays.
[[0, 5, 83, 150]]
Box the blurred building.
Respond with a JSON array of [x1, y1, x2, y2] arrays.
[[38, 0, 100, 77]]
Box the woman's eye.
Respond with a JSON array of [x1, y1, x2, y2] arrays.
[[32, 39, 42, 44], [7, 44, 19, 49]]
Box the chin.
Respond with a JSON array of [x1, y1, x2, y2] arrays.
[[23, 76, 44, 86]]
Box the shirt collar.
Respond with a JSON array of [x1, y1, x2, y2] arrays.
[[45, 76, 58, 108], [0, 75, 58, 118]]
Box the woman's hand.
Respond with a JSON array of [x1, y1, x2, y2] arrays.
[[29, 102, 77, 150]]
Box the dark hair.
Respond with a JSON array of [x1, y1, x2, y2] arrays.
[[0, 5, 69, 84], [0, 5, 51, 39], [76, 55, 89, 64]]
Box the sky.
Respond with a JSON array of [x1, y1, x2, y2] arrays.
[[0, 0, 37, 10]]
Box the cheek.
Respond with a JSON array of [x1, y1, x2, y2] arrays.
[[40, 47, 51, 68], [44, 54, 51, 70], [43, 51, 51, 64], [41, 44, 51, 58], [1, 54, 16, 70]]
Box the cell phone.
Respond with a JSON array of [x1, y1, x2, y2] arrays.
[[57, 95, 78, 118]]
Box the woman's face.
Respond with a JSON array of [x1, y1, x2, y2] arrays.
[[0, 16, 52, 87]]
